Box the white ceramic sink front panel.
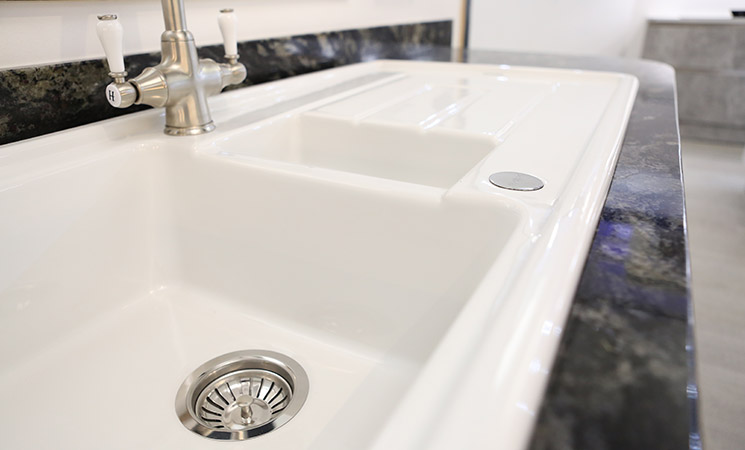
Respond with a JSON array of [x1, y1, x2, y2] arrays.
[[0, 60, 637, 449]]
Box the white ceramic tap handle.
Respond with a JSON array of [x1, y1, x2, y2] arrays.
[[96, 14, 126, 74], [218, 9, 238, 58]]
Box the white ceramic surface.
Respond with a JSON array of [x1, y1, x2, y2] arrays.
[[0, 60, 637, 449]]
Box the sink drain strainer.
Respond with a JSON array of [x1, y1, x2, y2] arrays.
[[175, 350, 309, 440]]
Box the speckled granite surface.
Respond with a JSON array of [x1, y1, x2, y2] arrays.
[[0, 20, 451, 145], [446, 50, 692, 450], [0, 33, 692, 449]]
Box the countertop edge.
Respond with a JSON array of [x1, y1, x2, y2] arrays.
[[434, 49, 691, 450]]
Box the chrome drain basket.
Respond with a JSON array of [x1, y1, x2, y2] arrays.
[[175, 350, 309, 441]]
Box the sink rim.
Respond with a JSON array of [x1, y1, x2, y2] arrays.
[[0, 59, 639, 449]]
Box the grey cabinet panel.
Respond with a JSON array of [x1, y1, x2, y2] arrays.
[[679, 121, 745, 143], [643, 20, 745, 143], [677, 70, 745, 126], [643, 24, 740, 70]]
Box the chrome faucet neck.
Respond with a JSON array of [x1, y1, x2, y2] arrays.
[[161, 0, 187, 32]]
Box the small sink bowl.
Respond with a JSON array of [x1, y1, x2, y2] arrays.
[[215, 114, 496, 188], [0, 60, 637, 449]]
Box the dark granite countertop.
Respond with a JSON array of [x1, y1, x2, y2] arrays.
[[419, 49, 691, 450]]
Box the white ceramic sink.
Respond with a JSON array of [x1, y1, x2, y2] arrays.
[[0, 60, 637, 449]]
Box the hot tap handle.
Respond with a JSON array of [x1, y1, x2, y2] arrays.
[[96, 14, 126, 76], [96, 14, 136, 108], [218, 9, 239, 61]]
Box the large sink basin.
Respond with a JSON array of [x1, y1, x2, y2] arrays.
[[0, 60, 637, 449]]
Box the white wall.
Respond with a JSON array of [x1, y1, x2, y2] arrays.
[[468, 0, 745, 59], [0, 0, 461, 69], [468, 0, 648, 58]]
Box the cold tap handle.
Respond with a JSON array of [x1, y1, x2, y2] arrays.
[[218, 9, 238, 60], [96, 14, 126, 76]]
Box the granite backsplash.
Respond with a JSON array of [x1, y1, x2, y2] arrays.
[[0, 20, 451, 146]]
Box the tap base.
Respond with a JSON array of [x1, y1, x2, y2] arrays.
[[164, 121, 215, 136]]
